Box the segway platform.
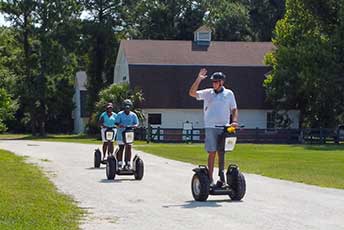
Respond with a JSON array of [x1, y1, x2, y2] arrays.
[[106, 154, 144, 180]]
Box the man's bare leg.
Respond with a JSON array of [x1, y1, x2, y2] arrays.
[[102, 142, 107, 160], [217, 151, 226, 183], [208, 152, 216, 183], [108, 141, 114, 155]]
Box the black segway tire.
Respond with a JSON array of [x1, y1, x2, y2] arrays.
[[94, 150, 101, 168], [191, 173, 210, 201], [134, 158, 144, 180], [229, 172, 246, 201], [106, 156, 117, 180]]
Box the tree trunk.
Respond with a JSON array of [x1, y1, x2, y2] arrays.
[[31, 112, 37, 136]]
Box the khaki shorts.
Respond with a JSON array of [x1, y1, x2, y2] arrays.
[[204, 128, 223, 152]]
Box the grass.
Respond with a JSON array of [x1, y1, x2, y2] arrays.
[[135, 143, 344, 189], [0, 134, 30, 140], [0, 149, 84, 230], [0, 133, 148, 145], [2, 133, 344, 189], [0, 133, 100, 144]]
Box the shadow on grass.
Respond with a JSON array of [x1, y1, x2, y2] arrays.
[[162, 199, 243, 209], [290, 144, 344, 151], [22, 134, 99, 140], [0, 134, 99, 141]]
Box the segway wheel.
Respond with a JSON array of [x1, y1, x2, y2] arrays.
[[94, 149, 101, 168], [106, 156, 117, 180], [191, 173, 209, 201], [228, 172, 246, 201], [134, 158, 144, 180]]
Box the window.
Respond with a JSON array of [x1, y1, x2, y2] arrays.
[[148, 113, 161, 125], [266, 112, 275, 129], [197, 32, 211, 41]]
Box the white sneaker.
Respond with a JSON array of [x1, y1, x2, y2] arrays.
[[210, 179, 215, 188], [118, 161, 123, 169]]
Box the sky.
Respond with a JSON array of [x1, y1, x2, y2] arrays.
[[0, 13, 10, 27], [0, 12, 89, 27]]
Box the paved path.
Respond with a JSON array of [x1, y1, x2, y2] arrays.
[[1, 140, 343, 230]]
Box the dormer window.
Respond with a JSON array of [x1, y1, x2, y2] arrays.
[[196, 31, 211, 42], [194, 25, 212, 46]]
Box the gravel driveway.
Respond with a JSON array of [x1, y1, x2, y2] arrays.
[[1, 140, 344, 230]]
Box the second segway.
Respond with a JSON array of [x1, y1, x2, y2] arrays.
[[106, 127, 144, 180]]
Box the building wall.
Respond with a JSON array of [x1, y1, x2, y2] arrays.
[[129, 65, 272, 109], [73, 89, 89, 133], [142, 108, 300, 129], [73, 71, 88, 133], [113, 47, 129, 84], [73, 89, 81, 133]]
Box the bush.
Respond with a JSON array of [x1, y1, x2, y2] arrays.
[[86, 83, 145, 134]]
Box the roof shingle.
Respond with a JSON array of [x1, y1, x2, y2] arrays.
[[121, 40, 274, 66]]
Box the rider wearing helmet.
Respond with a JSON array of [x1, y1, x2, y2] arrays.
[[98, 102, 117, 160], [115, 99, 139, 169], [189, 68, 238, 187]]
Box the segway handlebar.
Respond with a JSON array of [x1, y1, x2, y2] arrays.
[[215, 124, 245, 129]]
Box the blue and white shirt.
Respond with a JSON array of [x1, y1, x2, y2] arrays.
[[115, 111, 139, 142], [99, 112, 117, 128]]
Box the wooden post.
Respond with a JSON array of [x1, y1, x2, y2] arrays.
[[157, 126, 161, 142], [320, 127, 324, 144], [146, 125, 151, 143], [255, 127, 259, 143], [190, 129, 193, 143]]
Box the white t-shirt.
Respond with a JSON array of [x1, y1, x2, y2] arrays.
[[196, 87, 237, 128]]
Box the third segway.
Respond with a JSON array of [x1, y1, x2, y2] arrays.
[[94, 127, 116, 168]]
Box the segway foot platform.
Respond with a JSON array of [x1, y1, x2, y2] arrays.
[[117, 168, 135, 175], [210, 185, 232, 196]]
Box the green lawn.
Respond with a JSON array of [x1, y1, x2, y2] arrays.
[[0, 133, 148, 145], [135, 143, 344, 189], [0, 149, 84, 230], [0, 134, 30, 139], [0, 133, 100, 144], [2, 133, 344, 189]]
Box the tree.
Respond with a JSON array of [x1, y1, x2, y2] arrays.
[[34, 1, 82, 135], [87, 83, 144, 134], [125, 0, 206, 40], [0, 27, 19, 132], [0, 88, 14, 132], [0, 27, 20, 94], [1, 0, 82, 135], [0, 0, 39, 134], [205, 0, 252, 41], [249, 0, 285, 41], [81, 0, 122, 115], [264, 0, 344, 128]]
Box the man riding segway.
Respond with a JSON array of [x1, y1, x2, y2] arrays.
[[115, 99, 139, 170], [189, 68, 239, 187]]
